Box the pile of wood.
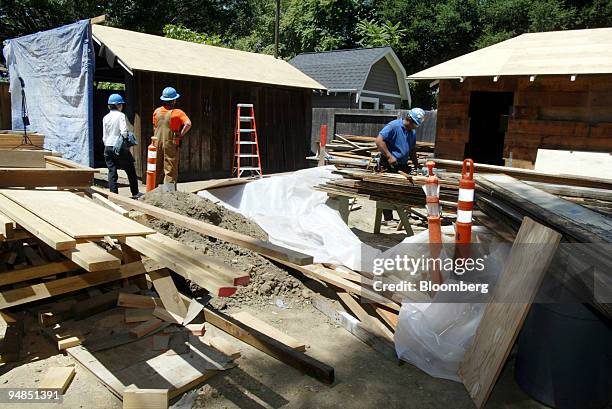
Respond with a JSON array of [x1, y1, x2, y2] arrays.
[[322, 134, 434, 168]]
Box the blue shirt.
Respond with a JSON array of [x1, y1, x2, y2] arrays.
[[380, 119, 416, 165]]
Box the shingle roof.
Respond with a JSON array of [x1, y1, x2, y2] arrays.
[[289, 47, 391, 91]]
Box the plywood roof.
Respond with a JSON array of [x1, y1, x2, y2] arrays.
[[92, 25, 325, 90], [408, 27, 612, 79]]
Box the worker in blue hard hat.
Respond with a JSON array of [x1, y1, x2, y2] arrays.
[[102, 93, 142, 199], [375, 107, 426, 224], [153, 86, 192, 191]]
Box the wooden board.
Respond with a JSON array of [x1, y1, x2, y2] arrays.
[[0, 189, 155, 238], [0, 260, 77, 286], [148, 269, 188, 318], [0, 194, 76, 250], [0, 168, 94, 188], [231, 311, 306, 352], [208, 337, 241, 360], [92, 187, 314, 265], [129, 318, 163, 338], [61, 242, 121, 272], [125, 308, 154, 323], [125, 236, 236, 297], [0, 210, 15, 238], [40, 367, 75, 393], [117, 293, 162, 309], [337, 292, 394, 342], [0, 260, 152, 309], [123, 388, 168, 409], [0, 149, 54, 168], [203, 304, 334, 384], [458, 217, 561, 408]]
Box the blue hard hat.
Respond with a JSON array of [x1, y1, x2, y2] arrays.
[[107, 93, 125, 105], [160, 87, 180, 101], [408, 108, 425, 127]]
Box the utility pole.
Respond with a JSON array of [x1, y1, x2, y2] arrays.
[[274, 0, 280, 58]]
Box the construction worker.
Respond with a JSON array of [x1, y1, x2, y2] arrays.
[[102, 93, 141, 199], [375, 107, 426, 224], [153, 87, 192, 191]]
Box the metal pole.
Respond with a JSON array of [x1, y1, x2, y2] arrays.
[[274, 0, 280, 58]]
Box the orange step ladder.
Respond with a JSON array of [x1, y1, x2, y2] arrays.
[[232, 103, 263, 177]]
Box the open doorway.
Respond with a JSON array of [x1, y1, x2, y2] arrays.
[[93, 84, 126, 168], [465, 91, 513, 165]]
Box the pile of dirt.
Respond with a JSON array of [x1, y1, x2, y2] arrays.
[[141, 191, 314, 310]]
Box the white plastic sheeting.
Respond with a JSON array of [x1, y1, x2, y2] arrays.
[[198, 166, 380, 270]]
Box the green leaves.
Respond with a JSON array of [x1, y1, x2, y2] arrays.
[[162, 24, 224, 47]]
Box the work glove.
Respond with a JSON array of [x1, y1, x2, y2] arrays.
[[113, 136, 124, 156]]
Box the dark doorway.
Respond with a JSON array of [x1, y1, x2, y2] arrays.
[[465, 91, 513, 165]]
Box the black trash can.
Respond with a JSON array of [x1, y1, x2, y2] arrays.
[[516, 303, 612, 409]]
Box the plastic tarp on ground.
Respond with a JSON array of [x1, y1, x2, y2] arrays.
[[3, 20, 94, 166], [198, 167, 492, 381]]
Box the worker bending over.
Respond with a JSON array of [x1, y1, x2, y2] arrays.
[[102, 94, 141, 199], [153, 87, 192, 191], [375, 108, 426, 224]]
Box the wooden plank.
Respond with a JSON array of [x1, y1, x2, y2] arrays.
[[0, 260, 152, 309], [91, 187, 314, 265], [123, 388, 168, 409], [148, 269, 187, 317], [58, 334, 84, 351], [231, 311, 306, 352], [203, 305, 334, 384], [0, 190, 155, 238], [337, 292, 394, 342], [92, 193, 129, 216], [61, 242, 121, 272], [72, 285, 141, 320], [375, 306, 398, 331], [146, 233, 250, 286], [125, 308, 154, 323], [129, 318, 164, 339], [117, 293, 162, 309], [0, 312, 23, 363], [208, 337, 241, 360], [152, 306, 182, 324], [458, 217, 561, 409], [0, 168, 94, 188], [39, 367, 75, 394], [125, 236, 236, 297], [0, 194, 76, 250], [0, 149, 53, 168], [0, 210, 15, 238], [0, 260, 77, 286]]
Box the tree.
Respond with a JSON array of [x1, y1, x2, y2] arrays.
[[163, 24, 224, 47], [356, 19, 406, 49]]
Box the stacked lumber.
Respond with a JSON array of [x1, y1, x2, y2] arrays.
[[322, 134, 434, 168], [0, 150, 95, 188], [0, 131, 44, 150]]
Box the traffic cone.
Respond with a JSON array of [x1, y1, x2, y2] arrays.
[[146, 137, 157, 192]]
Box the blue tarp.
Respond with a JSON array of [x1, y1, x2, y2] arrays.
[[3, 20, 94, 166]]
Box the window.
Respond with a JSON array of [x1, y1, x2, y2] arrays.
[[359, 96, 379, 109], [382, 103, 396, 110]]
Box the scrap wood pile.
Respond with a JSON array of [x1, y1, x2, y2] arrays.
[[322, 133, 434, 168]]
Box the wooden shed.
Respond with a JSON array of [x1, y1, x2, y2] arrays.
[[91, 25, 324, 180], [408, 28, 612, 168]]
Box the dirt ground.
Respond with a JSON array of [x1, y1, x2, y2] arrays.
[[0, 188, 546, 409]]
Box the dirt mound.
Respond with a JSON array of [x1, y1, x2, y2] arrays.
[[140, 191, 313, 310]]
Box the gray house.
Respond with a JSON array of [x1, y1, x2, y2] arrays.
[[289, 47, 410, 109]]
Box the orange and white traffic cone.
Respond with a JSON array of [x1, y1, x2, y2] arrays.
[[455, 158, 475, 244], [424, 161, 442, 290], [146, 137, 157, 192]]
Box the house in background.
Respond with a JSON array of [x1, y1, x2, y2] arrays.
[[409, 27, 612, 170], [290, 47, 410, 110]]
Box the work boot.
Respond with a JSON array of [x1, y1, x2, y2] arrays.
[[131, 192, 144, 200]]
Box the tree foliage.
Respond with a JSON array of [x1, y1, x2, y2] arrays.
[[2, 0, 612, 107]]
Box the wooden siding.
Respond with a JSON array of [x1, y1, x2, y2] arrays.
[[132, 72, 311, 181], [435, 75, 612, 165], [363, 57, 400, 95]]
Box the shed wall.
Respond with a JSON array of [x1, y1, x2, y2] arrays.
[[435, 75, 612, 166], [132, 71, 312, 180]]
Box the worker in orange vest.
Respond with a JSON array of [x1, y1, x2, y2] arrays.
[[153, 87, 192, 191]]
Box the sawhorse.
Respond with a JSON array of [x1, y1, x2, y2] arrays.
[[373, 201, 414, 236]]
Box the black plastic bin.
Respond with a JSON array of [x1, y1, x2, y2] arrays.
[[516, 303, 612, 409]]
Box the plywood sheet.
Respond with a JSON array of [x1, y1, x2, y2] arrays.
[[458, 217, 561, 408], [0, 190, 154, 238]]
